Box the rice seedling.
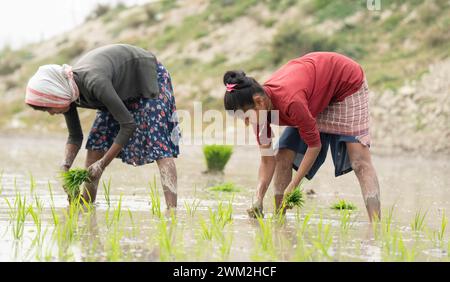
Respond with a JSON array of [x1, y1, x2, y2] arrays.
[[61, 208, 79, 243], [397, 235, 416, 262], [28, 205, 42, 244], [381, 205, 395, 235], [435, 211, 447, 244], [311, 215, 333, 259], [198, 204, 233, 242], [381, 229, 415, 262], [410, 208, 428, 232], [203, 144, 233, 172], [255, 216, 273, 252], [274, 208, 286, 225], [106, 195, 123, 228], [29, 172, 36, 194], [293, 231, 313, 261], [106, 221, 124, 261], [29, 227, 50, 261], [157, 209, 182, 261], [79, 195, 95, 214], [208, 182, 240, 193], [217, 232, 233, 261], [184, 199, 201, 217], [339, 209, 353, 234], [331, 199, 357, 210], [216, 200, 233, 227], [102, 177, 112, 207], [148, 177, 161, 218], [5, 193, 28, 240], [50, 205, 59, 226], [60, 168, 90, 202], [126, 208, 139, 238], [33, 193, 43, 214], [282, 186, 304, 210], [298, 209, 313, 235], [252, 215, 276, 260], [114, 195, 123, 223], [199, 216, 214, 240], [47, 181, 55, 205]]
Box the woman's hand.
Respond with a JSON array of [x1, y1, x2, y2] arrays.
[[87, 158, 106, 182], [283, 182, 297, 197], [282, 182, 297, 209]]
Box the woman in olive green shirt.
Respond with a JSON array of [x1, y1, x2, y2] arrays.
[[25, 44, 180, 208]]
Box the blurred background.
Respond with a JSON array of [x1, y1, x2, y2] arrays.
[[0, 0, 449, 154]]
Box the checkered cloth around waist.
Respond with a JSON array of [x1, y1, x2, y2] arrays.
[[316, 79, 370, 145]]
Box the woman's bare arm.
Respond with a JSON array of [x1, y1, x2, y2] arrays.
[[284, 145, 321, 195], [255, 143, 276, 206]]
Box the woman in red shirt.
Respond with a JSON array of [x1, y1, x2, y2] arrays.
[[223, 52, 380, 222]]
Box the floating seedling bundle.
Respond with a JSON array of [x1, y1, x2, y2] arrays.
[[283, 187, 304, 209], [330, 199, 357, 210], [61, 168, 90, 201], [208, 182, 240, 193], [203, 145, 233, 172]]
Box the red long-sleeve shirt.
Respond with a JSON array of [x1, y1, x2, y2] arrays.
[[259, 52, 364, 147]]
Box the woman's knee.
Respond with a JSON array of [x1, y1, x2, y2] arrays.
[[275, 148, 295, 168], [350, 157, 372, 175]]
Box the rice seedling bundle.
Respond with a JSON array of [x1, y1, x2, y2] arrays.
[[330, 199, 357, 210], [208, 182, 240, 193], [61, 168, 90, 201], [203, 145, 233, 172], [282, 187, 304, 209]]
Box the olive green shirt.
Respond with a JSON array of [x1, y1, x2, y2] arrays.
[[64, 44, 160, 147]]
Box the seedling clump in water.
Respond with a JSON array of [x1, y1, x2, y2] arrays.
[[61, 168, 90, 201], [331, 199, 357, 210], [203, 145, 233, 172], [283, 187, 304, 209], [208, 182, 240, 193]]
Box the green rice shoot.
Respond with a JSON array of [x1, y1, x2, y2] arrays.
[[331, 199, 357, 210], [61, 168, 90, 201], [282, 187, 304, 209], [208, 182, 240, 193]]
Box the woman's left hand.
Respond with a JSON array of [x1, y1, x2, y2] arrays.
[[283, 182, 296, 198], [87, 159, 106, 181]]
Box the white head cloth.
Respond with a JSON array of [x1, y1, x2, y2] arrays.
[[25, 64, 79, 108]]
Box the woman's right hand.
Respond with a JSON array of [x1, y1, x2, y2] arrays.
[[60, 163, 70, 173]]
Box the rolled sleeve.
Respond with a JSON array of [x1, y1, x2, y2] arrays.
[[287, 100, 321, 148]]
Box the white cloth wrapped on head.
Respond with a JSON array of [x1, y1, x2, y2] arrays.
[[25, 64, 79, 108]]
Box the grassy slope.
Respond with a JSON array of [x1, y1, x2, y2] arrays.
[[0, 0, 448, 151]]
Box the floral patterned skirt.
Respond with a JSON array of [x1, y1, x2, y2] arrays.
[[86, 62, 181, 166]]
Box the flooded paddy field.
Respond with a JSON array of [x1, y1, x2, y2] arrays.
[[0, 135, 449, 261]]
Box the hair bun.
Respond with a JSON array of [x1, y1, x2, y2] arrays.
[[223, 70, 247, 85], [223, 70, 252, 89]]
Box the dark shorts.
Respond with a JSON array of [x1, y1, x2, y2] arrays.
[[85, 62, 181, 166], [276, 127, 366, 180]]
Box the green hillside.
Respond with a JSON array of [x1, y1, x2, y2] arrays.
[[0, 0, 449, 153]]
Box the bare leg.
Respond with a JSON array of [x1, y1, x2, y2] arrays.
[[156, 157, 177, 209], [83, 150, 105, 203], [274, 148, 296, 212], [346, 142, 381, 222]]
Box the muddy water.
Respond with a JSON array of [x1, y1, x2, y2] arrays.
[[0, 134, 449, 261]]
